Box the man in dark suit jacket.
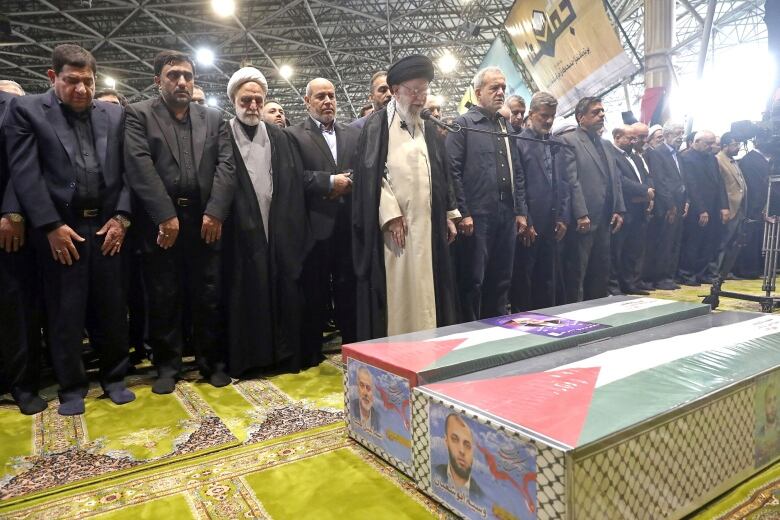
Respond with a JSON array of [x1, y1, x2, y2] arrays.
[[643, 123, 688, 290], [124, 50, 236, 394], [5, 45, 134, 415], [678, 130, 729, 284], [609, 125, 654, 295], [559, 97, 625, 302], [0, 86, 46, 415], [511, 92, 570, 311], [287, 78, 360, 365], [735, 141, 772, 278]]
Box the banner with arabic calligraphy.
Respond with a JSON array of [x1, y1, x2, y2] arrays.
[[505, 0, 637, 114]]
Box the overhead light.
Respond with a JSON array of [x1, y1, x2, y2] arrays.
[[438, 53, 458, 74], [207, 96, 218, 107], [197, 47, 215, 67], [104, 76, 116, 89], [279, 64, 293, 80], [211, 0, 235, 17]]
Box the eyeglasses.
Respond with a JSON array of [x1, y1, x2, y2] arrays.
[[398, 83, 429, 98]]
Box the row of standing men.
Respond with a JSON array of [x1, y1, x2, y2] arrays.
[[0, 47, 767, 417]]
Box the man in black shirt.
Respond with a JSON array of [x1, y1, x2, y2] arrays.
[[447, 66, 528, 320], [5, 44, 134, 415], [124, 51, 236, 394]]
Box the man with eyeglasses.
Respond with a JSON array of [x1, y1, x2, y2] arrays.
[[352, 54, 460, 339], [286, 78, 359, 366], [675, 130, 728, 285], [447, 66, 528, 321], [124, 50, 236, 394], [608, 125, 653, 295], [221, 66, 306, 375], [559, 97, 625, 303]]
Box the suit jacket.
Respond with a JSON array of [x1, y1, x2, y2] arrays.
[[739, 150, 770, 219], [432, 464, 485, 502], [716, 150, 747, 216], [645, 144, 687, 216], [349, 398, 381, 433], [123, 97, 235, 243], [679, 149, 728, 218], [0, 91, 19, 215], [610, 145, 652, 220], [285, 117, 359, 242], [559, 127, 625, 223], [4, 90, 129, 229], [515, 127, 571, 235]]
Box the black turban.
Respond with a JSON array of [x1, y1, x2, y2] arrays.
[[386, 54, 434, 86]]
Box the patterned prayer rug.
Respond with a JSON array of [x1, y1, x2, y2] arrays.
[[0, 426, 451, 519], [0, 358, 344, 503], [688, 462, 780, 520]]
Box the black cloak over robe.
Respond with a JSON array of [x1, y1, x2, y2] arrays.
[[222, 122, 308, 376], [352, 108, 459, 341]]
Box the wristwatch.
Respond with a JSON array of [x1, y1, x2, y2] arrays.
[[4, 213, 23, 223], [112, 214, 131, 229]]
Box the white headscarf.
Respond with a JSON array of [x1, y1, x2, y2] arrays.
[[227, 67, 268, 101]]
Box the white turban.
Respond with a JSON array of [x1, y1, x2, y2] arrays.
[[648, 124, 663, 138], [227, 67, 268, 101]]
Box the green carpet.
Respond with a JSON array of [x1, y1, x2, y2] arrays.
[[0, 281, 778, 518]]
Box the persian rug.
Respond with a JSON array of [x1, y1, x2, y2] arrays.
[[689, 462, 780, 520], [0, 426, 452, 519], [0, 358, 344, 504]]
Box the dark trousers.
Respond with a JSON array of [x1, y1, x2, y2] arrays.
[[35, 218, 129, 402], [143, 207, 224, 378], [301, 228, 356, 366], [124, 248, 147, 356], [678, 213, 721, 280], [564, 218, 611, 303], [644, 212, 684, 283], [511, 234, 561, 311], [734, 220, 764, 278], [709, 209, 746, 278], [457, 203, 516, 321], [0, 246, 41, 396], [621, 215, 648, 289], [610, 210, 647, 291]]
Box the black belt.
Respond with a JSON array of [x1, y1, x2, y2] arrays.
[[76, 208, 100, 218]]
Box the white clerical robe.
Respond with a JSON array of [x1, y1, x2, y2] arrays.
[[378, 111, 436, 335]]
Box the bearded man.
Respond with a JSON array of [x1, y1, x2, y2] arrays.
[[352, 54, 459, 339], [221, 67, 307, 375]]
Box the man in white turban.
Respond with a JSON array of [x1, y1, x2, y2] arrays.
[[221, 67, 308, 375]]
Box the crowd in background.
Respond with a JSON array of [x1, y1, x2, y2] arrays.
[[0, 44, 771, 418]]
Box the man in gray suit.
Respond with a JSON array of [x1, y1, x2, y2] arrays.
[[559, 97, 625, 302]]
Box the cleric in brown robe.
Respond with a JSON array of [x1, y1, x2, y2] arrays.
[[222, 67, 308, 375], [352, 54, 460, 340]]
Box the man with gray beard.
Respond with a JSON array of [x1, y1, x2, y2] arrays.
[[352, 55, 460, 339], [286, 78, 359, 366], [221, 67, 307, 375]]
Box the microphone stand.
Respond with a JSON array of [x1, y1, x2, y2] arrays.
[[422, 110, 572, 306]]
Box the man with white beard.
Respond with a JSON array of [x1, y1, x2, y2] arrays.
[[221, 67, 307, 375], [352, 55, 460, 339]]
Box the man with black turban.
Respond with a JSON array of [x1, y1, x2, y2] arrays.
[[352, 54, 460, 339]]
